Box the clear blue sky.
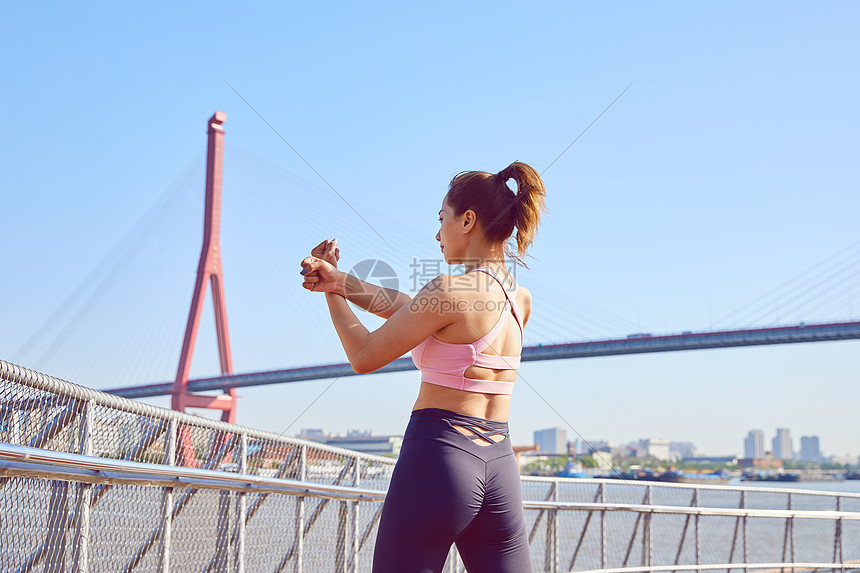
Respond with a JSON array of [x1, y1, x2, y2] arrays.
[[3, 2, 858, 458]]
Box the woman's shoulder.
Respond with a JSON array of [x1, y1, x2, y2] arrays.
[[421, 270, 524, 299], [517, 284, 532, 300], [415, 273, 477, 301], [412, 275, 467, 308], [516, 285, 532, 326]]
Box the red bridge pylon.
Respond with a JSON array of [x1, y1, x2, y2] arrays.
[[171, 111, 237, 437]]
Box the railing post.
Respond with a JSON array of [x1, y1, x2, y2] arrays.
[[600, 483, 606, 570], [160, 418, 177, 573], [838, 495, 843, 569], [44, 406, 73, 573], [71, 400, 93, 572], [643, 485, 652, 568], [294, 444, 307, 573], [782, 493, 794, 572], [351, 454, 360, 573], [832, 495, 841, 573], [336, 461, 349, 573], [545, 480, 558, 573], [789, 493, 795, 573], [694, 488, 701, 567], [214, 432, 234, 572], [741, 490, 748, 573], [838, 495, 844, 566], [235, 432, 247, 573]]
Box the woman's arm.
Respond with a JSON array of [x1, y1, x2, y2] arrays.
[[306, 239, 412, 319], [341, 273, 413, 319], [320, 278, 455, 374], [324, 291, 371, 362], [301, 255, 456, 374]]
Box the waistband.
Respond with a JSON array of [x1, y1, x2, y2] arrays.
[[409, 408, 509, 436], [405, 408, 513, 461]]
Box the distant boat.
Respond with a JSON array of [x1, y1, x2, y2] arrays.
[[600, 470, 660, 481], [558, 461, 591, 478], [600, 470, 731, 484], [658, 470, 731, 484], [741, 472, 801, 482]]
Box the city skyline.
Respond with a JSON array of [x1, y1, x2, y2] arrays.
[[300, 425, 857, 463]]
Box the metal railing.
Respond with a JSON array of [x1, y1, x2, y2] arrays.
[[3, 358, 860, 572], [0, 359, 397, 572], [517, 477, 860, 573], [0, 442, 388, 572]]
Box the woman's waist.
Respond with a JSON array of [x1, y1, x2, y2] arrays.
[[409, 407, 509, 428], [405, 407, 511, 447], [412, 382, 511, 422]]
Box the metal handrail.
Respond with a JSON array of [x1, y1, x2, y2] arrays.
[[0, 442, 385, 503], [521, 475, 860, 499], [5, 442, 860, 522], [570, 563, 860, 573], [0, 358, 397, 466], [521, 499, 860, 520]]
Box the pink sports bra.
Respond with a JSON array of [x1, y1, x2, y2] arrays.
[[410, 266, 523, 395]]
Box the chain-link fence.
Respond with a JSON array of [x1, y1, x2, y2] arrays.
[[2, 359, 860, 572], [0, 359, 396, 572]]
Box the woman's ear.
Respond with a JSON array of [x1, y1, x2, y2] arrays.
[[462, 209, 477, 232]]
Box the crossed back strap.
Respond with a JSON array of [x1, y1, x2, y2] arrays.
[[445, 409, 510, 443]]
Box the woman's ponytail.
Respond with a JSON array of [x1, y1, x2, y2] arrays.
[[503, 162, 547, 267], [446, 161, 548, 268]]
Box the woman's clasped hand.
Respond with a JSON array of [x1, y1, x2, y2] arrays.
[[300, 238, 343, 294]]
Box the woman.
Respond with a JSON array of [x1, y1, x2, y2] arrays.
[[299, 161, 547, 572]]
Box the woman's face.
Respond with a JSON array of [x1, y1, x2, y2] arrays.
[[436, 198, 459, 264], [437, 196, 475, 264]]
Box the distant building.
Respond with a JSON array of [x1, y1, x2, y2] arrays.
[[670, 441, 697, 460], [299, 429, 402, 456], [578, 440, 612, 456], [800, 436, 821, 463], [744, 429, 765, 459], [347, 429, 372, 437], [589, 450, 614, 470], [534, 428, 567, 455], [637, 438, 671, 461], [772, 428, 793, 460], [299, 428, 331, 439], [314, 435, 403, 457], [827, 453, 858, 466], [738, 456, 783, 470]]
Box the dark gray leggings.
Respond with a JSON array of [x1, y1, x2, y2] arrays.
[[372, 408, 533, 573]]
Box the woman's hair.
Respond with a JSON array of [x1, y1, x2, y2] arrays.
[[445, 161, 548, 267]]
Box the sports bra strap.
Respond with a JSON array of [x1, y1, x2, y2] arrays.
[[469, 267, 524, 344]]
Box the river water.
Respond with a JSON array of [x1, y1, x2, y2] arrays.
[[727, 477, 860, 494]]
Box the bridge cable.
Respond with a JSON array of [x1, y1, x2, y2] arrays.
[[743, 246, 860, 327], [12, 156, 204, 370], [713, 238, 860, 328], [222, 79, 392, 249]]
